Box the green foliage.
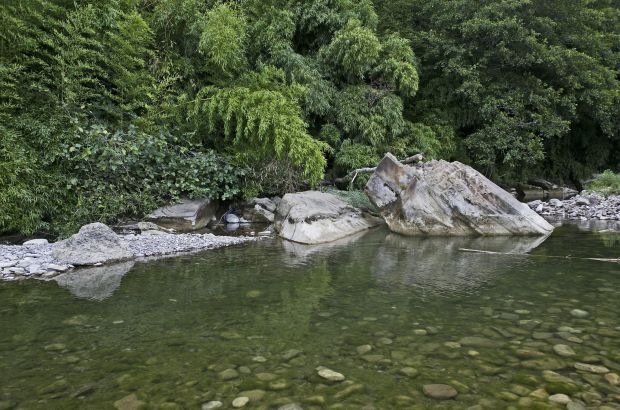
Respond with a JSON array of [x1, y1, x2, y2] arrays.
[[586, 170, 620, 196], [322, 19, 381, 80], [199, 4, 247, 77], [334, 140, 380, 173], [376, 0, 620, 181]]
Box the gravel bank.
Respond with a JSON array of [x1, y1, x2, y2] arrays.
[[528, 193, 620, 221], [0, 232, 256, 282]]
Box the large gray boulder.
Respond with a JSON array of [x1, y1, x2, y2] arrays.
[[145, 198, 217, 231], [52, 223, 132, 265], [274, 191, 382, 244], [365, 154, 554, 236]]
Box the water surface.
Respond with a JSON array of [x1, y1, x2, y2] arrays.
[[1, 223, 619, 409]]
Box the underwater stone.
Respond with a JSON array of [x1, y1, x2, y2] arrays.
[[232, 396, 249, 408], [570, 309, 589, 318], [317, 367, 345, 382], [422, 384, 458, 400]]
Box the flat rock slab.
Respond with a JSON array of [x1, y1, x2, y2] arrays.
[[146, 198, 217, 231], [274, 191, 382, 244], [423, 384, 458, 400], [365, 153, 554, 236]]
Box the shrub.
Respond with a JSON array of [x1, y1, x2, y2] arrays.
[[586, 170, 620, 196]]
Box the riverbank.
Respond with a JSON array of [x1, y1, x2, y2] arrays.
[[529, 192, 620, 221], [0, 231, 257, 282]]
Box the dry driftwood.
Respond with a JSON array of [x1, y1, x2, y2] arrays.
[[334, 153, 424, 185], [459, 248, 619, 264]]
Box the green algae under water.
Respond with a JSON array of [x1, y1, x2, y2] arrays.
[[1, 223, 620, 410]]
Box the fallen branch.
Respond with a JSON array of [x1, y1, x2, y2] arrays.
[[334, 153, 424, 185], [459, 248, 619, 264]]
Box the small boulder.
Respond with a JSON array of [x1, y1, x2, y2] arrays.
[[146, 198, 217, 231], [274, 191, 382, 244], [52, 223, 131, 266]]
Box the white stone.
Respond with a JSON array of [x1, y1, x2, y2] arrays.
[[548, 394, 571, 404], [317, 367, 345, 381], [232, 397, 249, 408], [23, 239, 49, 246]]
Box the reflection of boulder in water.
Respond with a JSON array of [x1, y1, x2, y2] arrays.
[[372, 234, 549, 296], [55, 262, 134, 301], [281, 230, 373, 266]]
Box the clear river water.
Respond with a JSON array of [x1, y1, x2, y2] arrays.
[[1, 222, 619, 410]]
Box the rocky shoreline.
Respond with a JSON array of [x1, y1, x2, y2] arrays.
[[528, 192, 620, 221], [0, 230, 256, 282]]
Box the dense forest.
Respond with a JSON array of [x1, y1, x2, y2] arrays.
[[1, 0, 619, 235]]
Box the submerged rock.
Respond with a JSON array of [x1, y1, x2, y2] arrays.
[[274, 191, 382, 244], [316, 367, 345, 381], [52, 223, 131, 266], [422, 384, 458, 400], [365, 153, 554, 235]]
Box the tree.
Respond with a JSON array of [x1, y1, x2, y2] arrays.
[[375, 0, 620, 183]]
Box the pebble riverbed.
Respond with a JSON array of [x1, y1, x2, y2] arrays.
[[0, 233, 255, 281], [530, 193, 620, 221]]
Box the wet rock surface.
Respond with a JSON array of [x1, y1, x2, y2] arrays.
[[529, 192, 620, 221]]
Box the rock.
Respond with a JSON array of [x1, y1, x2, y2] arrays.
[[356, 344, 372, 355], [548, 394, 571, 404], [365, 154, 553, 235], [576, 197, 590, 206], [553, 344, 576, 357], [256, 372, 277, 382], [536, 203, 544, 213], [52, 223, 131, 266], [232, 397, 249, 408], [219, 368, 239, 380], [334, 383, 364, 399], [114, 394, 145, 410], [23, 238, 49, 246], [422, 384, 458, 400], [317, 367, 345, 382], [146, 198, 217, 231], [0, 261, 17, 269], [45, 263, 69, 272], [254, 198, 277, 212], [605, 373, 619, 385], [574, 363, 609, 374], [239, 390, 265, 402], [225, 213, 240, 224], [399, 367, 419, 377], [277, 405, 303, 410], [567, 402, 586, 410], [274, 191, 382, 244], [282, 349, 302, 360], [549, 198, 563, 207], [202, 402, 223, 410], [570, 309, 589, 318], [458, 336, 501, 348]]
